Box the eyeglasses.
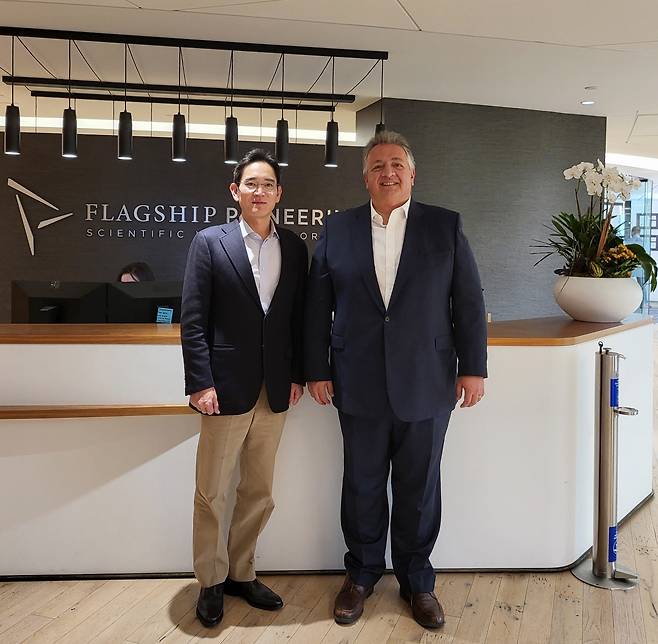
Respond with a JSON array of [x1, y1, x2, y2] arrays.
[[240, 181, 278, 193]]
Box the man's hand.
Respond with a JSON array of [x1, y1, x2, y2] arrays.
[[308, 380, 334, 405], [190, 387, 220, 415], [289, 383, 304, 406], [455, 376, 485, 408]]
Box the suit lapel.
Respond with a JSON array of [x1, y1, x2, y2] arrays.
[[218, 219, 262, 309], [387, 200, 422, 311], [351, 204, 385, 313]]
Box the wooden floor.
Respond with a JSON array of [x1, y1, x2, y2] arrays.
[[1, 330, 657, 644]]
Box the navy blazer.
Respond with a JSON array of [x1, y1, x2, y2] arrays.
[[304, 200, 487, 422], [181, 220, 307, 415]]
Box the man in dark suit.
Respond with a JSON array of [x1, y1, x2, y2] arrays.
[[181, 149, 307, 628], [305, 131, 487, 629]]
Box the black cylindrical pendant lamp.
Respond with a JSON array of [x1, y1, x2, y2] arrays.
[[4, 104, 20, 155], [375, 60, 385, 135], [276, 118, 289, 166], [62, 107, 77, 158], [224, 115, 238, 164], [172, 112, 186, 162], [62, 40, 77, 158], [324, 120, 338, 167], [4, 36, 20, 156], [118, 110, 133, 160]]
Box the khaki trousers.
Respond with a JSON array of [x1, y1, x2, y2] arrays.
[[193, 385, 286, 588]]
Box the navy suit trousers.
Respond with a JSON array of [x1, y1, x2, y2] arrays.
[[338, 404, 451, 594]]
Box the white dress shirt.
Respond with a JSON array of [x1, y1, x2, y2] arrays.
[[239, 217, 281, 314], [371, 199, 410, 308]]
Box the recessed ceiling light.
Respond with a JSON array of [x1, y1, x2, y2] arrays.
[[584, 86, 598, 91], [581, 100, 595, 105]]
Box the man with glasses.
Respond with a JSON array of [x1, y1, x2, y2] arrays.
[[181, 148, 307, 628]]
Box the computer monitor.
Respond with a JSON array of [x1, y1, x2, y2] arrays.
[[11, 281, 108, 323], [107, 281, 182, 323]]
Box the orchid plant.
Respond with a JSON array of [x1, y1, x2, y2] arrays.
[[532, 161, 657, 290]]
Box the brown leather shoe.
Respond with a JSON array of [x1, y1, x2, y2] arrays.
[[334, 574, 373, 624], [400, 589, 445, 629]]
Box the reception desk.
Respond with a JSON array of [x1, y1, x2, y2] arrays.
[[0, 316, 653, 576]]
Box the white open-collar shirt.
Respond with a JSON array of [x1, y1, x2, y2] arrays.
[[239, 216, 281, 314], [370, 198, 410, 309]]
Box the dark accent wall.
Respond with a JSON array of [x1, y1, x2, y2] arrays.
[[2, 99, 606, 324], [357, 99, 607, 320], [0, 134, 365, 322]]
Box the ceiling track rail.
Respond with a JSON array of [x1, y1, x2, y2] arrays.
[[0, 26, 388, 60]]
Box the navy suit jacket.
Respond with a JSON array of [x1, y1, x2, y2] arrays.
[[181, 220, 307, 415], [304, 200, 487, 422]]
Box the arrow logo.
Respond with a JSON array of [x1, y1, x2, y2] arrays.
[[8, 178, 75, 256]]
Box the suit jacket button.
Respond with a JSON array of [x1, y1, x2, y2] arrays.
[[384, 316, 390, 322]]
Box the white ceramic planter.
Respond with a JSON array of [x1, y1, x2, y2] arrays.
[[553, 276, 642, 323]]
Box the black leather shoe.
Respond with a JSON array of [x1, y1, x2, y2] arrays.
[[224, 578, 283, 610], [196, 583, 224, 628]]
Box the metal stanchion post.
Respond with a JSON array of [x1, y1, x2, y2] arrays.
[[572, 344, 638, 590]]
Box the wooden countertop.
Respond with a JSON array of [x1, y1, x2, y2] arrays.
[[486, 315, 652, 346], [0, 323, 181, 344], [0, 404, 195, 420], [0, 315, 652, 346]]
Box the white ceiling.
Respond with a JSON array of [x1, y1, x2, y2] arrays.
[[1, 0, 657, 159]]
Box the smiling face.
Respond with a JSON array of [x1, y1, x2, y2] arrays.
[[230, 160, 282, 224], [364, 143, 416, 214]]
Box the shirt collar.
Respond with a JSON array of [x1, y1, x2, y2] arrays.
[[370, 198, 411, 225], [239, 216, 278, 240]]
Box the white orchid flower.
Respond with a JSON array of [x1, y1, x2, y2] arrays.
[[601, 166, 620, 184], [563, 165, 581, 180], [584, 170, 603, 196]]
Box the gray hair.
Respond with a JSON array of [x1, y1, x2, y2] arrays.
[[362, 130, 416, 175]]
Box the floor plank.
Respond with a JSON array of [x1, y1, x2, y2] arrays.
[[23, 580, 135, 644], [518, 573, 556, 644], [0, 613, 52, 644], [125, 581, 198, 644], [91, 579, 189, 644], [485, 572, 529, 643], [582, 584, 614, 644], [452, 573, 501, 644], [435, 574, 474, 619], [34, 580, 106, 619], [0, 582, 69, 638], [548, 571, 583, 644], [65, 578, 164, 644], [630, 505, 658, 642]]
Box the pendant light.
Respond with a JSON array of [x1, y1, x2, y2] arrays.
[[62, 39, 77, 158], [224, 51, 238, 164], [375, 59, 386, 134], [172, 47, 186, 162], [275, 54, 289, 166], [4, 36, 20, 156], [324, 57, 338, 168], [118, 43, 133, 160]]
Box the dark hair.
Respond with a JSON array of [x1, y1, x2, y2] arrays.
[[233, 148, 281, 185], [117, 261, 155, 282]]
